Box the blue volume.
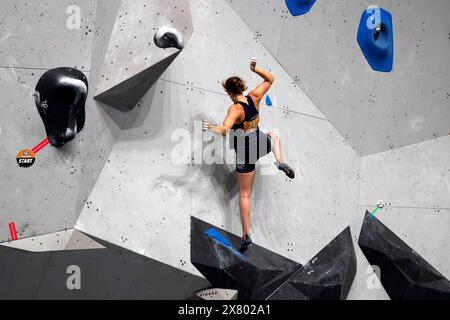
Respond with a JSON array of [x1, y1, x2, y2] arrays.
[[357, 7, 394, 72], [285, 0, 317, 16]]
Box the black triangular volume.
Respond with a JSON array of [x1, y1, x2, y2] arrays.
[[190, 216, 301, 300], [268, 227, 357, 300], [94, 52, 180, 111], [358, 211, 450, 300]]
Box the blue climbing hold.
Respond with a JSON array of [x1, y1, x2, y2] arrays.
[[285, 0, 317, 16], [357, 6, 394, 72], [265, 95, 273, 107], [205, 228, 245, 260]]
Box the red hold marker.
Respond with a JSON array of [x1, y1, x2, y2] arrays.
[[8, 222, 18, 241], [32, 137, 50, 154]]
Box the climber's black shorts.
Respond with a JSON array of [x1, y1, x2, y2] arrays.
[[233, 130, 272, 174]]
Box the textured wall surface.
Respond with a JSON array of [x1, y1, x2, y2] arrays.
[[360, 135, 450, 278], [76, 0, 388, 299], [0, 0, 95, 70], [0, 0, 120, 242], [226, 0, 450, 156]]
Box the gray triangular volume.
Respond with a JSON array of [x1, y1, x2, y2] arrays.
[[358, 211, 450, 300], [190, 216, 301, 300], [94, 52, 179, 110], [0, 229, 105, 252], [268, 227, 357, 300]]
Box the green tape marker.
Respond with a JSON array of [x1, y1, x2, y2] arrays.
[[370, 207, 379, 219]]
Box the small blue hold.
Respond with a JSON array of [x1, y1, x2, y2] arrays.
[[265, 95, 273, 107], [357, 6, 394, 72], [285, 0, 317, 16]]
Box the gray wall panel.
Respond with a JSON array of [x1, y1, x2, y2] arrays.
[[227, 0, 450, 156], [0, 0, 123, 242], [0, 0, 96, 70]]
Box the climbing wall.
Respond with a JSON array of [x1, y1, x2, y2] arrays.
[[359, 135, 450, 279], [226, 0, 450, 156], [94, 0, 193, 110], [0, 0, 188, 242], [0, 0, 120, 242], [225, 0, 450, 297], [75, 0, 387, 299], [2, 0, 447, 300]]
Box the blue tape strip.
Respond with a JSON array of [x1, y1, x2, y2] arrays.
[[205, 228, 245, 260]]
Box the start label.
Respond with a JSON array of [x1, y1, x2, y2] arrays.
[[16, 148, 36, 168]]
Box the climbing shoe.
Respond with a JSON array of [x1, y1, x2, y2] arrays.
[[276, 162, 295, 179], [240, 235, 253, 252]]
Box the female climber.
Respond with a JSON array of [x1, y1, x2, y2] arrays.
[[203, 58, 295, 251]]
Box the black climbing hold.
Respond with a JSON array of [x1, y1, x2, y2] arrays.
[[154, 26, 184, 50], [191, 217, 301, 300], [268, 227, 357, 300], [34, 67, 88, 147], [358, 211, 450, 300]]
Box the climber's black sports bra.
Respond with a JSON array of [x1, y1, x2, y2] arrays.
[[231, 95, 260, 132]]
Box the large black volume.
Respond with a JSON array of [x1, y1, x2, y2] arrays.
[[358, 211, 450, 300], [268, 227, 357, 300], [190, 217, 301, 300], [34, 67, 88, 147]]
